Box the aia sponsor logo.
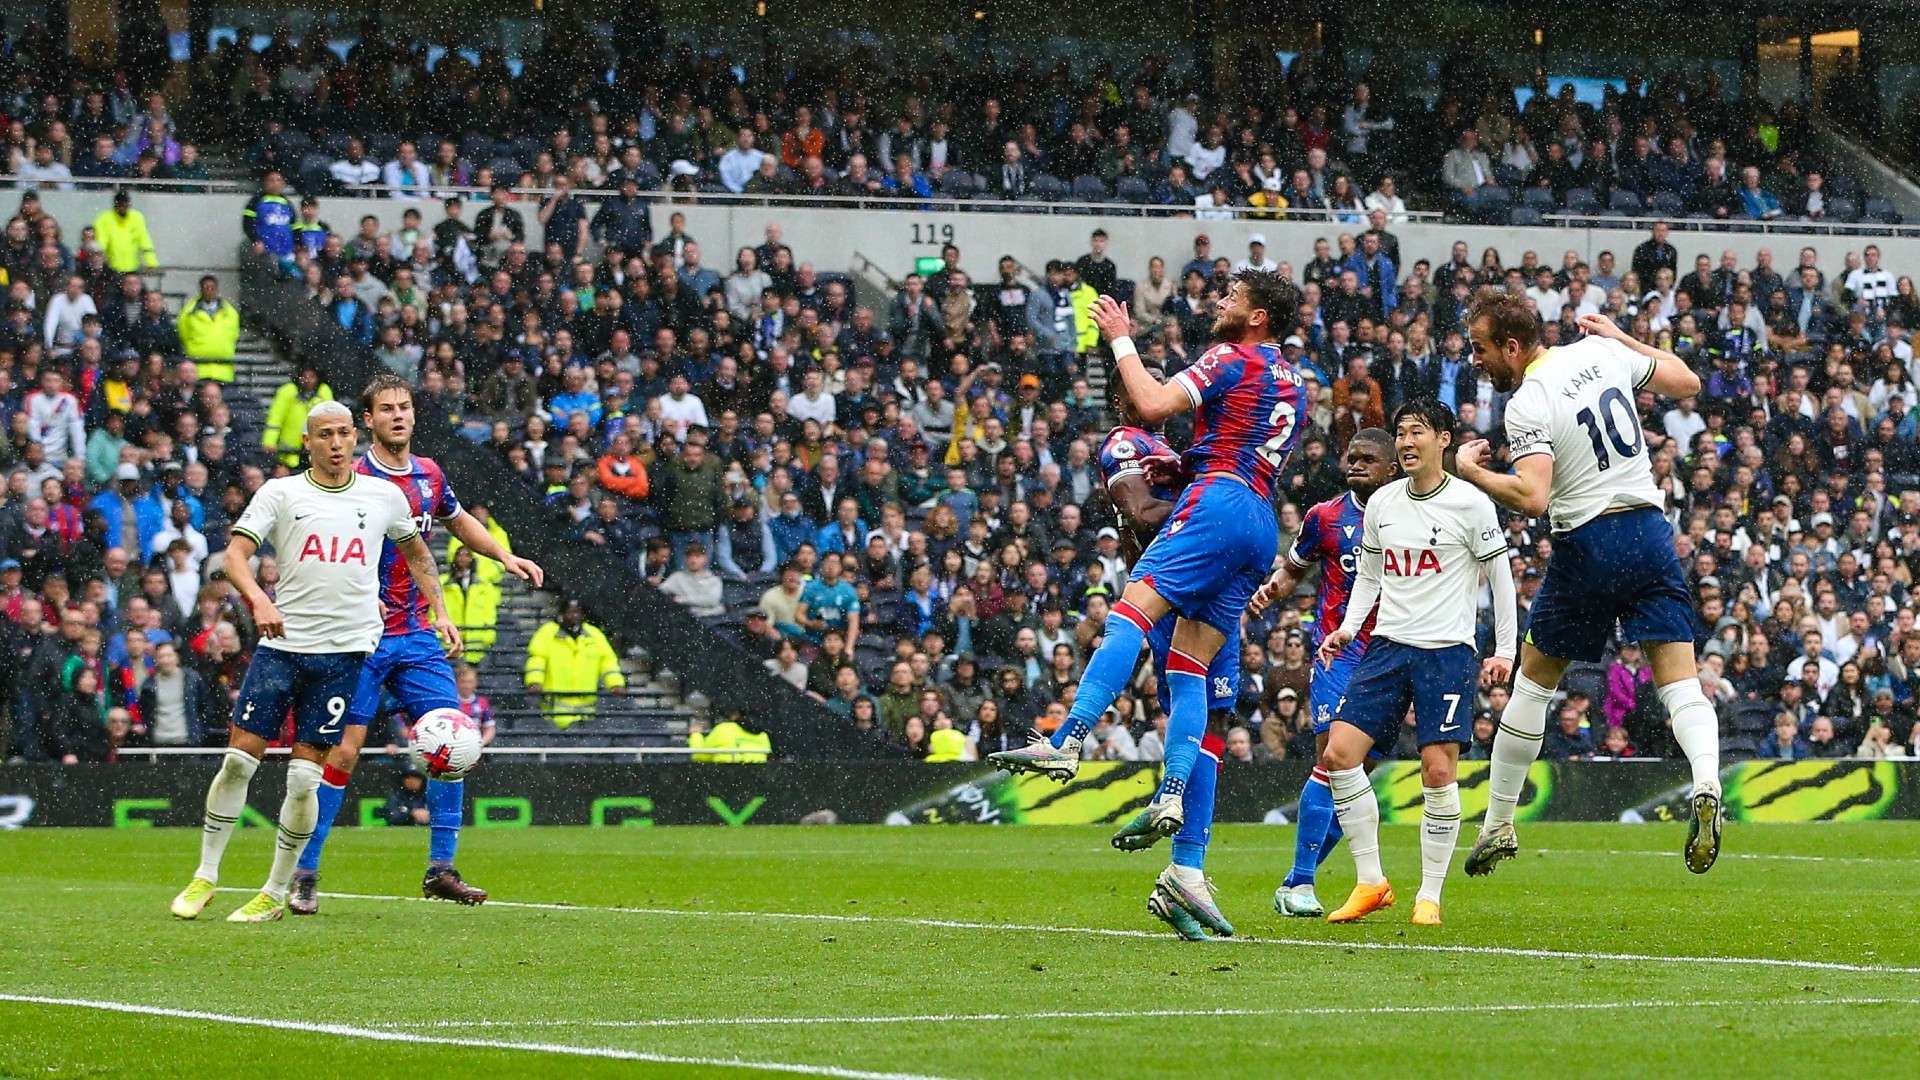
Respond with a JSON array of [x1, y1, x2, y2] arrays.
[[298, 534, 369, 564]]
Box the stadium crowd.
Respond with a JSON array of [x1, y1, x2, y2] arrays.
[[0, 19, 1897, 227], [7, 18, 1920, 766], [203, 156, 1920, 767]]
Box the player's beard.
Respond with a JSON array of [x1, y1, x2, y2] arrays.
[[1211, 308, 1247, 340]]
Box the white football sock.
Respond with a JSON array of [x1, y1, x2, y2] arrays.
[[1167, 863, 1206, 888], [264, 759, 324, 900], [1659, 679, 1722, 793], [1419, 783, 1461, 905], [195, 748, 259, 883], [1485, 674, 1552, 828], [1328, 765, 1384, 885]]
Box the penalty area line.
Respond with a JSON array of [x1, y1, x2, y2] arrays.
[[373, 996, 1920, 1030], [213, 887, 1920, 977], [0, 993, 962, 1080]]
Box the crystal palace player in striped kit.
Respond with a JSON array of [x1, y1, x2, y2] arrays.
[[1246, 427, 1397, 918], [1083, 366, 1242, 940], [1314, 399, 1517, 927], [170, 402, 450, 922], [288, 372, 545, 914], [1457, 296, 1723, 875], [993, 272, 1304, 935]]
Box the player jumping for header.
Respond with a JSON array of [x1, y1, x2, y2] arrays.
[[991, 270, 1305, 936], [170, 401, 453, 922], [1457, 293, 1722, 875], [1315, 399, 1516, 927], [1086, 357, 1242, 940], [290, 372, 545, 914]]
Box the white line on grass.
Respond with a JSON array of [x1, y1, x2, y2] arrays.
[[373, 997, 1920, 1031], [0, 993, 962, 1080], [220, 887, 1920, 977], [1531, 847, 1883, 865]]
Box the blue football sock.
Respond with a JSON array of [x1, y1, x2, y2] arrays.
[[1156, 652, 1210, 801], [426, 778, 463, 867], [1284, 767, 1338, 887], [1171, 750, 1219, 869], [1052, 604, 1151, 749], [296, 767, 349, 874]]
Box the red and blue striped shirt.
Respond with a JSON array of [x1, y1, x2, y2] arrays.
[[1169, 341, 1306, 500], [357, 452, 461, 636]]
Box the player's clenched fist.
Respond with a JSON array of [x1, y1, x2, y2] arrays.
[[1480, 655, 1513, 689], [1454, 437, 1493, 472]]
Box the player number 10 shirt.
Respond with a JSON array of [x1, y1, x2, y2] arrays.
[[1502, 335, 1663, 534], [231, 472, 420, 654]]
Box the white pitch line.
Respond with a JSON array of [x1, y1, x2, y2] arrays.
[[373, 997, 1920, 1031], [1531, 847, 1884, 865], [0, 993, 961, 1080], [219, 887, 1920, 977]]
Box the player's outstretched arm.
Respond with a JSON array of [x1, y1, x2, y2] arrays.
[[1091, 296, 1189, 424], [447, 509, 545, 586], [1455, 439, 1552, 517], [1576, 312, 1700, 398], [398, 533, 463, 658], [223, 533, 285, 639]]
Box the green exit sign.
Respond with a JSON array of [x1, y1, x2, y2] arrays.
[[914, 256, 944, 276]]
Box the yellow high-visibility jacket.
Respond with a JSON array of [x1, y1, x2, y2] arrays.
[[93, 208, 158, 273], [442, 571, 501, 663], [523, 620, 625, 729], [177, 300, 240, 381], [262, 381, 334, 466], [690, 720, 772, 763]]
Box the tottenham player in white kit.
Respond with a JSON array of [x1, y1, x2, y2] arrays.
[[1456, 293, 1723, 875], [169, 401, 457, 922], [1313, 399, 1517, 927]]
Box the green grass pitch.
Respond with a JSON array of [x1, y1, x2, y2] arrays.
[[3, 822, 1917, 1078]]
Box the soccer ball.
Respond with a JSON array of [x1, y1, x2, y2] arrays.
[[409, 708, 484, 780]]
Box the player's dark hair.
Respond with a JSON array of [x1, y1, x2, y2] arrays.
[[360, 371, 414, 415], [1231, 268, 1298, 335], [1391, 398, 1457, 441], [1467, 287, 1540, 351], [1349, 426, 1394, 453]]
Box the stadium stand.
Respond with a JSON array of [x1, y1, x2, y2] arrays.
[[8, 15, 1920, 767]]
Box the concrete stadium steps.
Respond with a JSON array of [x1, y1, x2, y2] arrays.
[[224, 343, 699, 747]]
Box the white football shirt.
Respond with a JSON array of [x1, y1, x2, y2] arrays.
[[231, 472, 419, 654], [1358, 474, 1505, 650], [1502, 335, 1663, 533]]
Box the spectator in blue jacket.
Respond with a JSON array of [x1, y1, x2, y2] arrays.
[[88, 463, 165, 562], [814, 496, 869, 555], [1343, 232, 1398, 314], [767, 490, 817, 566], [1758, 713, 1811, 759], [1738, 165, 1784, 221], [327, 274, 375, 346], [545, 366, 602, 427], [242, 169, 296, 270]]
